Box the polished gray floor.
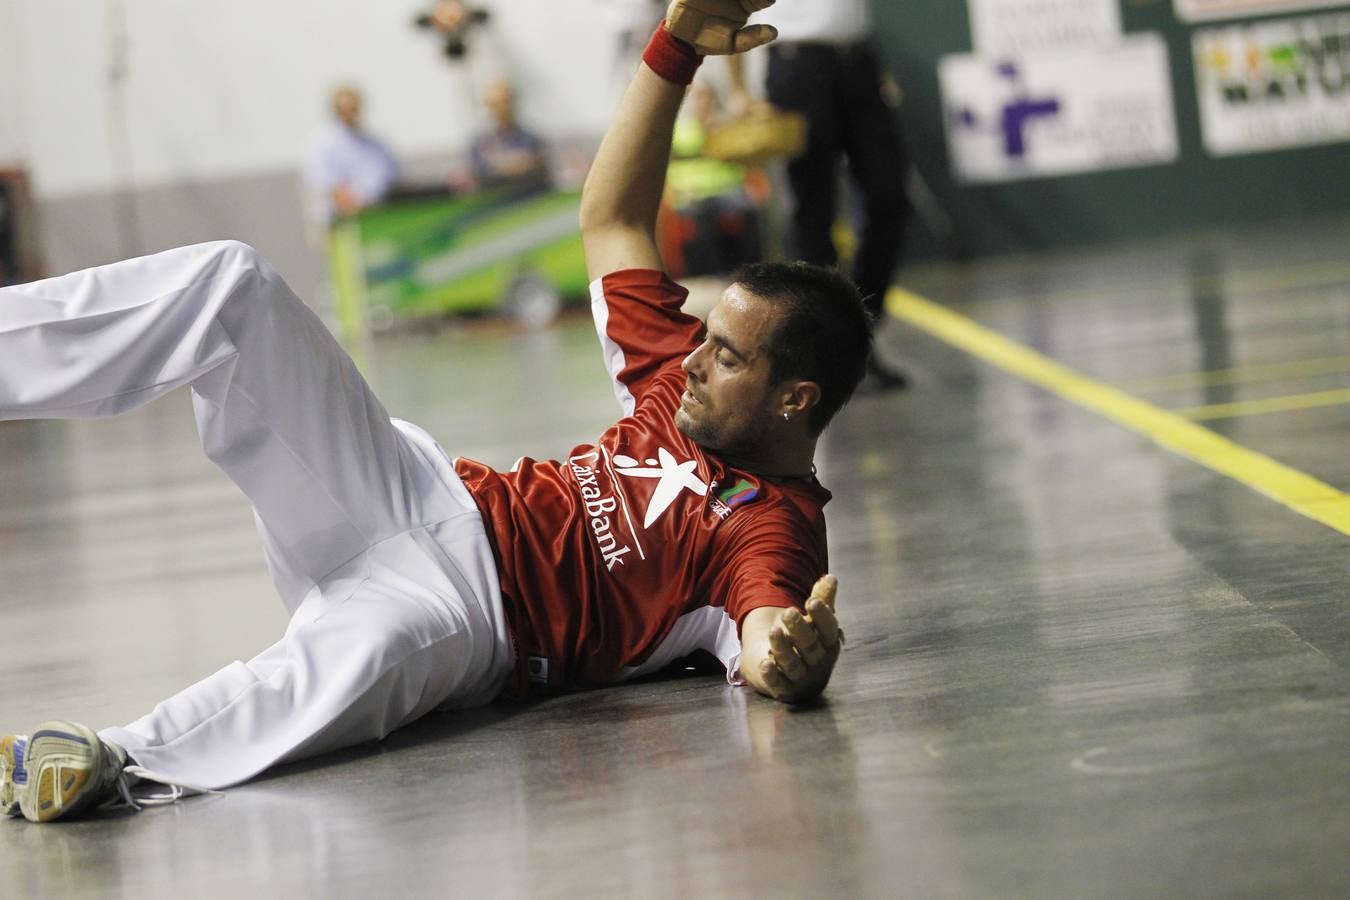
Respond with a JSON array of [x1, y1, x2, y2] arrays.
[[4, 215, 1350, 898]]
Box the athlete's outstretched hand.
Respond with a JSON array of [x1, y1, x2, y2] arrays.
[[665, 0, 779, 56], [741, 575, 842, 704]]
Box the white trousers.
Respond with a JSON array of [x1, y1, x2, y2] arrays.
[[0, 241, 513, 789]]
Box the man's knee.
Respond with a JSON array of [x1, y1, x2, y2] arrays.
[[206, 240, 265, 274], [196, 240, 298, 319]]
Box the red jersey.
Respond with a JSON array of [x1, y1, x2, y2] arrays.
[[455, 269, 831, 695]]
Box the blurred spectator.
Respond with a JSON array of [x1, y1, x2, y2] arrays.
[[465, 79, 550, 191], [663, 82, 764, 279], [303, 86, 400, 229]]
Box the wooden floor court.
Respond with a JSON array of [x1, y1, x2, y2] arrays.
[[2, 214, 1349, 897]]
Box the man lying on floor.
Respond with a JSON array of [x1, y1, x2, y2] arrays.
[[0, 0, 864, 823]]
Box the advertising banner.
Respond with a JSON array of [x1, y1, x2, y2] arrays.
[[1175, 1, 1348, 23], [1194, 13, 1350, 155], [969, 0, 1123, 54], [940, 34, 1179, 183]]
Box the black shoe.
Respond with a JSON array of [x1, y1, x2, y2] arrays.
[[856, 357, 908, 395]]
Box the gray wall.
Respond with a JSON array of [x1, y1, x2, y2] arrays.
[[37, 169, 326, 301]]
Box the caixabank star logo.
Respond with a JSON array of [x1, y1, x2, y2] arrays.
[[613, 448, 709, 527]]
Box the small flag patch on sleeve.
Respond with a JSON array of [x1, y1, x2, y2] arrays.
[[718, 479, 758, 509]]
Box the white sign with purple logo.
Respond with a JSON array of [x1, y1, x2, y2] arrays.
[[1194, 14, 1350, 155], [939, 33, 1180, 184], [969, 0, 1123, 55], [1175, 0, 1348, 23]]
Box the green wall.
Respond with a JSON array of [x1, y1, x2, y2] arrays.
[[871, 2, 1350, 258]]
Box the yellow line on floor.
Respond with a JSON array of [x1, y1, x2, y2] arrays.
[[1123, 355, 1350, 392], [887, 287, 1350, 537], [1176, 387, 1350, 421]]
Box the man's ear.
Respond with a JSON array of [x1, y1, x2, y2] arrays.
[[780, 380, 821, 419]]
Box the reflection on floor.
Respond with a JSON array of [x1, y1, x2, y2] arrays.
[[3, 215, 1350, 897]]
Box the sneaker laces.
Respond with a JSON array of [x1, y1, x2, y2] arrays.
[[91, 737, 224, 810], [117, 765, 223, 808]]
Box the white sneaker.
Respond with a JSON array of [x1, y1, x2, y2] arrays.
[[0, 733, 28, 816], [16, 720, 219, 823], [18, 721, 133, 822]]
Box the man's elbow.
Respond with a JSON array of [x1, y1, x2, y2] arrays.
[[579, 192, 645, 238], [577, 197, 608, 237], [578, 210, 656, 262]]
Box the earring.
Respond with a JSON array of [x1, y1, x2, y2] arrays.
[[783, 412, 791, 422]]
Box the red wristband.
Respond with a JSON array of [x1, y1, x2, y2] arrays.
[[643, 21, 704, 86]]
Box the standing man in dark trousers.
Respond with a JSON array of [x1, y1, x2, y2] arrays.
[[730, 0, 908, 392]]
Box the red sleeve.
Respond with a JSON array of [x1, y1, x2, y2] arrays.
[[710, 503, 830, 632], [590, 268, 705, 414]]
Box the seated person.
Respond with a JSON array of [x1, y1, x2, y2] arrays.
[[664, 81, 763, 278], [303, 85, 400, 227], [464, 79, 551, 191]]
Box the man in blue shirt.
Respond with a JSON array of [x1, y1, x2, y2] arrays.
[[303, 85, 400, 227]]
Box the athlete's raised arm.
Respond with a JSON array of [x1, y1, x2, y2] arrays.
[[579, 0, 778, 281]]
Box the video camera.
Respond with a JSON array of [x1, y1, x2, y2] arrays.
[[414, 0, 491, 60]]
